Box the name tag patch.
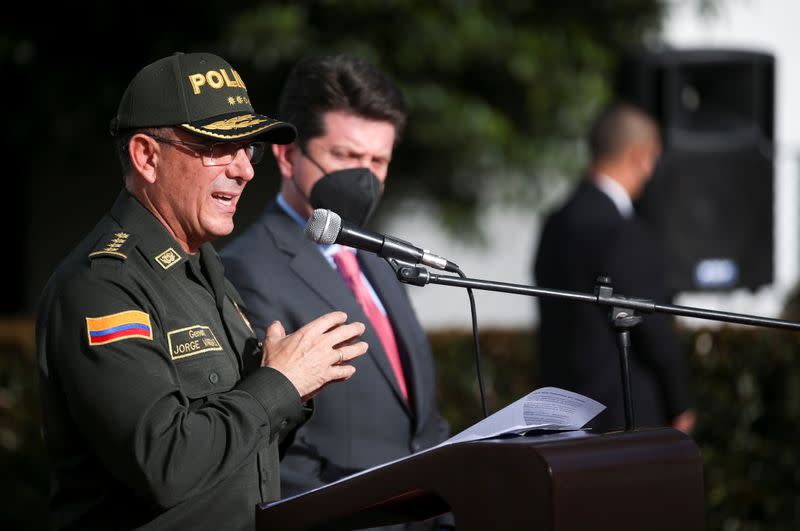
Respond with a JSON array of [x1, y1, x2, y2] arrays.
[[168, 325, 223, 359]]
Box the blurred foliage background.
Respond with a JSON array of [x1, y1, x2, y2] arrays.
[[3, 0, 672, 234], [1, 0, 686, 313]]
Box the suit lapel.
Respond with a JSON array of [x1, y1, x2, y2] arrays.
[[263, 203, 411, 412], [264, 203, 357, 313]]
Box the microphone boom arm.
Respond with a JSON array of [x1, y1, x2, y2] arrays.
[[389, 260, 800, 431], [391, 263, 800, 331]]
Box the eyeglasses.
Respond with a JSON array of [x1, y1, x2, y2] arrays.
[[146, 133, 266, 166]]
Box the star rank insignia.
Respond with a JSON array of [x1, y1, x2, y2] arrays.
[[88, 232, 135, 261]]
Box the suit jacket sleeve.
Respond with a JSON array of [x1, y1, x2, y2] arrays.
[[603, 220, 691, 419]]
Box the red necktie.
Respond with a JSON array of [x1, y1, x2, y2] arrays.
[[333, 249, 409, 400]]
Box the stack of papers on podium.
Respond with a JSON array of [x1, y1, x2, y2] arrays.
[[441, 387, 606, 446], [279, 387, 606, 500]]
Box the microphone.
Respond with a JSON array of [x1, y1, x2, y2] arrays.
[[305, 209, 459, 273]]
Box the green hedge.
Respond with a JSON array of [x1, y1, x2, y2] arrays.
[[3, 321, 800, 529], [685, 328, 800, 530]]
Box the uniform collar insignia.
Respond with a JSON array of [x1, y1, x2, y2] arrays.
[[155, 247, 183, 270]]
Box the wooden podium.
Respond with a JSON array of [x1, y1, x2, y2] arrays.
[[256, 428, 704, 530]]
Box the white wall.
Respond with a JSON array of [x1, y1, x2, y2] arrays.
[[383, 201, 544, 330], [386, 0, 800, 331]]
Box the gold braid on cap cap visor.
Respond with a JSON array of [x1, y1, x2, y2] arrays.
[[181, 114, 282, 140], [203, 115, 266, 130]]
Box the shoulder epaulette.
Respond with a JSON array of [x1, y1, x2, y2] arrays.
[[88, 231, 137, 261]]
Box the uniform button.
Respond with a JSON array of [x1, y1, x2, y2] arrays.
[[412, 442, 421, 452], [209, 372, 219, 384]]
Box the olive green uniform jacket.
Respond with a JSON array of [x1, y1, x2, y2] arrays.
[[36, 190, 307, 530]]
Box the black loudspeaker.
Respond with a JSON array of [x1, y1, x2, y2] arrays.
[[617, 48, 774, 293]]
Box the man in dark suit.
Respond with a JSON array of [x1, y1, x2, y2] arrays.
[[220, 54, 450, 528], [534, 102, 695, 433]]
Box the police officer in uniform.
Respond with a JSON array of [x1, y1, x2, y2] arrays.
[[35, 52, 368, 531]]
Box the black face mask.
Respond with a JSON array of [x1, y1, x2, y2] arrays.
[[299, 149, 382, 226]]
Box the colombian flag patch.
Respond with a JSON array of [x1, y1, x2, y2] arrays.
[[86, 310, 153, 346]]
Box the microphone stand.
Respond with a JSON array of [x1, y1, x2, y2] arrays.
[[387, 259, 800, 432]]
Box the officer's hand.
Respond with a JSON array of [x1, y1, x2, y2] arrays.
[[261, 311, 367, 402]]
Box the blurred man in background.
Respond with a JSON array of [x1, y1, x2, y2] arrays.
[[534, 102, 695, 433]]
